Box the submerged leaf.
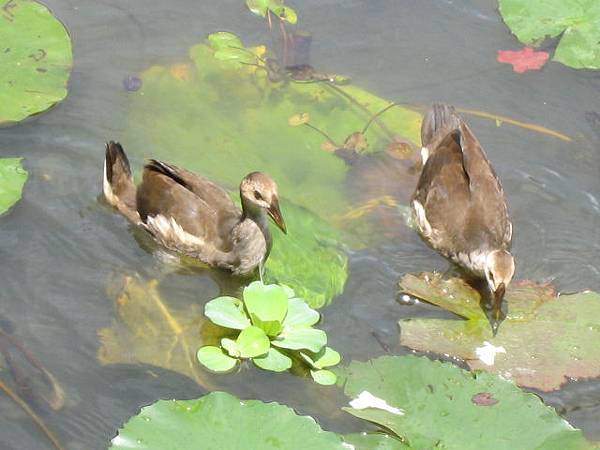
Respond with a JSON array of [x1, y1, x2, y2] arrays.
[[0, 158, 28, 215], [124, 40, 420, 306], [111, 392, 346, 449], [97, 277, 214, 389], [498, 0, 600, 69], [399, 273, 600, 391], [0, 0, 72, 125], [338, 355, 592, 450]]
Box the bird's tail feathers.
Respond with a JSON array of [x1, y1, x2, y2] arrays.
[[421, 103, 463, 148], [104, 141, 135, 209]]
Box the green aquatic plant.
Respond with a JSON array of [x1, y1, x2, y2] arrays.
[[245, 0, 297, 25], [0, 158, 28, 215], [0, 0, 72, 125], [124, 32, 420, 306], [110, 392, 346, 450], [337, 355, 593, 450], [197, 281, 341, 385], [498, 0, 600, 70], [110, 356, 592, 450], [398, 273, 600, 391]]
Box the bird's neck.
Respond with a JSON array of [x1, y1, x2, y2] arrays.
[[240, 195, 273, 257]]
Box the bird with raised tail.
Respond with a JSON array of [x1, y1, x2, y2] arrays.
[[103, 141, 286, 276], [411, 104, 514, 332]]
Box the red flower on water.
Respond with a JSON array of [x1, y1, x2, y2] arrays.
[[497, 47, 550, 73]]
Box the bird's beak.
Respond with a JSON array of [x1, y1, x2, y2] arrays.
[[268, 197, 287, 234], [491, 282, 506, 336]]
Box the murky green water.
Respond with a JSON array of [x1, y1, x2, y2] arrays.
[[1, 0, 599, 448]]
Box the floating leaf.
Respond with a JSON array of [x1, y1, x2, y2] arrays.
[[342, 433, 411, 450], [272, 328, 326, 352], [0, 158, 28, 215], [205, 296, 251, 330], [301, 347, 341, 369], [236, 326, 270, 358], [498, 0, 600, 69], [497, 47, 550, 73], [310, 369, 336, 385], [0, 0, 72, 124], [220, 338, 241, 358], [253, 347, 292, 372], [97, 277, 214, 389], [338, 355, 592, 450], [110, 392, 346, 449], [398, 273, 600, 391], [245, 0, 297, 24], [196, 346, 238, 372], [283, 297, 320, 329], [243, 281, 288, 336]]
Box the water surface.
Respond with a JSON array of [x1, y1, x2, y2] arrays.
[[1, 0, 599, 448]]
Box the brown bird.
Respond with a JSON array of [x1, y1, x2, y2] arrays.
[[103, 141, 286, 276], [411, 104, 514, 331]]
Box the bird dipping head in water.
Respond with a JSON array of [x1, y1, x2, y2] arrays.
[[484, 249, 515, 328]]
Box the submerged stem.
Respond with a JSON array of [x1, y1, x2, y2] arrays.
[[303, 123, 338, 147], [0, 378, 65, 450]]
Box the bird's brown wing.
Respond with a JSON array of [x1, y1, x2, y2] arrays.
[[136, 160, 241, 250], [414, 122, 512, 255]]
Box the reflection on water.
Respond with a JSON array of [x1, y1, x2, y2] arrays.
[[0, 0, 599, 448]]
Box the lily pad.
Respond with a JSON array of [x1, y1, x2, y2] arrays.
[[342, 433, 411, 450], [398, 273, 600, 391], [0, 0, 72, 124], [124, 36, 420, 305], [0, 158, 28, 215], [97, 276, 215, 390], [337, 355, 592, 450], [498, 0, 600, 69], [110, 391, 346, 449]]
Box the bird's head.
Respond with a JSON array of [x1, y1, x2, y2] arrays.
[[484, 249, 515, 322], [240, 172, 286, 234]]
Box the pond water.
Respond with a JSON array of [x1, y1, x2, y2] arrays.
[[1, 0, 599, 448]]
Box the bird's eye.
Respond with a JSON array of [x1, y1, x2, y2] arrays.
[[254, 190, 263, 201]]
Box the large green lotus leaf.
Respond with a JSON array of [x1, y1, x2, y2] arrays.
[[398, 273, 600, 391], [97, 276, 217, 390], [337, 355, 592, 450], [0, 0, 72, 124], [110, 391, 346, 449], [265, 201, 348, 309], [498, 0, 600, 69], [0, 158, 28, 214], [124, 42, 420, 220], [342, 433, 412, 450]]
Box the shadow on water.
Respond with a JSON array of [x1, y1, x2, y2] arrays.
[[1, 0, 599, 448]]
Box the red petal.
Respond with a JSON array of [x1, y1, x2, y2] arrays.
[[497, 47, 550, 73]]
